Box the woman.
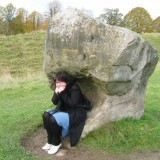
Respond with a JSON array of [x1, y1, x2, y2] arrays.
[[42, 71, 87, 154]]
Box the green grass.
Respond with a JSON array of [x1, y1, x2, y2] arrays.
[[0, 64, 159, 159], [0, 31, 46, 76], [0, 32, 160, 159], [0, 77, 53, 160], [142, 33, 160, 59]]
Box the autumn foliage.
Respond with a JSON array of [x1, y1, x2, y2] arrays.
[[1, 3, 160, 35]]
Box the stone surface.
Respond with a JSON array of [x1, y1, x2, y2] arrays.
[[43, 7, 158, 137]]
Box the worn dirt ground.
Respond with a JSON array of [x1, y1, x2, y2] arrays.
[[21, 127, 160, 160]]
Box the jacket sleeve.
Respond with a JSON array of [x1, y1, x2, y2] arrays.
[[60, 87, 82, 108], [51, 92, 60, 105]]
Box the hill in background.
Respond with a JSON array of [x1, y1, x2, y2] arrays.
[[0, 31, 159, 77], [0, 31, 46, 76]]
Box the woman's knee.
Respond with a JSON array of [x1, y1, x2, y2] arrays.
[[42, 111, 50, 120], [49, 116, 57, 124], [49, 116, 62, 132]]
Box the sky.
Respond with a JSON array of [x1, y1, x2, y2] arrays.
[[1, 0, 160, 19]]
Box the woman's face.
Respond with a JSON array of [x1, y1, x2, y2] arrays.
[[55, 80, 67, 88]]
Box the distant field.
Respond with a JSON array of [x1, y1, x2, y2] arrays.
[[0, 31, 46, 76], [142, 33, 160, 58]]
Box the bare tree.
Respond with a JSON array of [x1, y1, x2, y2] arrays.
[[1, 3, 16, 22], [1, 3, 16, 34], [45, 0, 62, 20]]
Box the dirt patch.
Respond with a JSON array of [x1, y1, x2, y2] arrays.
[[21, 127, 160, 160]]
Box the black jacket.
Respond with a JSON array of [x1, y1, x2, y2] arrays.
[[52, 82, 87, 147]]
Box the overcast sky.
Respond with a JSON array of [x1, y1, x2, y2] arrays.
[[1, 0, 160, 19]]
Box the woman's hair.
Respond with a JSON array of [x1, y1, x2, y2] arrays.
[[54, 71, 75, 85]]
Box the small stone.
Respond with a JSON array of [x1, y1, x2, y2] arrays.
[[56, 149, 67, 157]]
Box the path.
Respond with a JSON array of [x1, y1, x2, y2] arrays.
[[21, 127, 160, 160]]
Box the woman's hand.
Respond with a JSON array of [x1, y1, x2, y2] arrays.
[[55, 81, 67, 93], [55, 86, 65, 93], [58, 86, 65, 93], [55, 87, 59, 94]]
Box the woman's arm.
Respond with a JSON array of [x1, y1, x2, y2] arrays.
[[51, 92, 60, 105], [60, 87, 82, 108]]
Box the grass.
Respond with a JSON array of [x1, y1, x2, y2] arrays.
[[0, 76, 53, 160], [0, 31, 46, 76], [0, 32, 160, 159], [0, 64, 159, 159], [142, 33, 160, 59]]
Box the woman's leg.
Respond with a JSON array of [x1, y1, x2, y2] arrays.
[[49, 116, 62, 146], [42, 111, 52, 144]]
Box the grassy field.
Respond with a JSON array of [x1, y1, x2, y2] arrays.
[[0, 31, 46, 76], [0, 32, 160, 159], [142, 33, 160, 58], [0, 77, 50, 160]]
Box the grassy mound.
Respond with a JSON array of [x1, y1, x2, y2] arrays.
[[0, 31, 46, 76]]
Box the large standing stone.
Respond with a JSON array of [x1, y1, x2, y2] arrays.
[[43, 7, 158, 137]]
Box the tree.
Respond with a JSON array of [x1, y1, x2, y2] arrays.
[[0, 5, 3, 18], [0, 6, 8, 34], [152, 16, 160, 32], [45, 0, 62, 20], [0, 3, 16, 34], [43, 0, 62, 29], [11, 8, 27, 34], [0, 3, 51, 35], [98, 8, 123, 26], [27, 11, 44, 31], [1, 3, 16, 22], [124, 7, 153, 33]]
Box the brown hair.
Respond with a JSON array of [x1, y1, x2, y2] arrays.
[[52, 70, 75, 86]]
